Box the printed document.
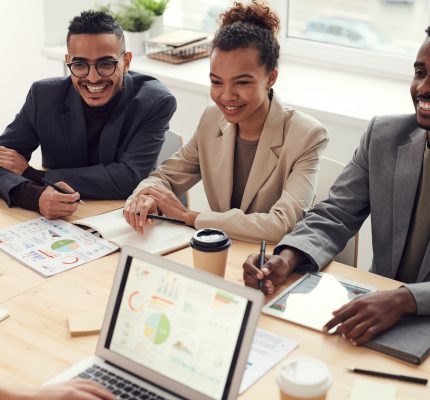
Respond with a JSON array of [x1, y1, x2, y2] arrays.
[[240, 328, 298, 393], [0, 218, 117, 277]]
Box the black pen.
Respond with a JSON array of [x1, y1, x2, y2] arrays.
[[258, 240, 266, 290], [347, 367, 428, 385], [41, 177, 86, 205], [136, 212, 186, 225]]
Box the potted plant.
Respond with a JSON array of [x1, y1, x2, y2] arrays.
[[99, 1, 155, 55], [135, 0, 170, 37]]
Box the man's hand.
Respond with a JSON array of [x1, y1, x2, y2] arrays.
[[124, 192, 159, 235], [243, 248, 308, 294], [0, 146, 29, 175], [19, 379, 115, 400], [38, 182, 80, 219], [323, 287, 417, 345]]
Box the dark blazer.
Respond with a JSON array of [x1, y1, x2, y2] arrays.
[[0, 72, 176, 204], [277, 114, 430, 314]]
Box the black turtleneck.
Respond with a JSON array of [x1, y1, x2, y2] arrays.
[[82, 92, 121, 165]]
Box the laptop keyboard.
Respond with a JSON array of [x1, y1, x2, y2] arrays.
[[77, 364, 167, 400]]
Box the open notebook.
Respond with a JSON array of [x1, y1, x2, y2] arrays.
[[74, 208, 195, 255]]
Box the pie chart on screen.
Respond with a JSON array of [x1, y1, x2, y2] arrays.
[[144, 313, 170, 345], [51, 239, 79, 252]]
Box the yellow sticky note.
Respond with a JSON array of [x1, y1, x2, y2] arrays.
[[350, 379, 396, 400], [68, 310, 103, 337]]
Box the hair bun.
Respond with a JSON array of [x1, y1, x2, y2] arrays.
[[219, 0, 280, 35]]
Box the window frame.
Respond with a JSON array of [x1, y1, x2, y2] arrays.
[[269, 0, 416, 81]]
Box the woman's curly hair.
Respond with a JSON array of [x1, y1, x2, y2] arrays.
[[212, 0, 280, 71]]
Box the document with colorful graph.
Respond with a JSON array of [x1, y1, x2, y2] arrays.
[[0, 217, 118, 277]]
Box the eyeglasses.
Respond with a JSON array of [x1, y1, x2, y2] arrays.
[[66, 51, 126, 78]]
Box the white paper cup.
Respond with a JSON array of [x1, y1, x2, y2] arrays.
[[277, 357, 332, 400]]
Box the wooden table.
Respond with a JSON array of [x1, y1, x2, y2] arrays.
[[0, 201, 429, 399]]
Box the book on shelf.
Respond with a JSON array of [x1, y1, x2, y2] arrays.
[[365, 315, 430, 364], [146, 30, 208, 47]]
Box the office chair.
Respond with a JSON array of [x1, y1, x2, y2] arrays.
[[314, 156, 359, 267], [157, 130, 188, 207]]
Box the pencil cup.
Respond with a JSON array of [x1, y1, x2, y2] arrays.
[[189, 228, 231, 277], [276, 357, 332, 400]]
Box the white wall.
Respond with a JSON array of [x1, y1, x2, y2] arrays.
[[0, 1, 62, 134]]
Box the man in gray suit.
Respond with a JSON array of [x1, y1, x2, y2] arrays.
[[243, 28, 430, 345], [0, 10, 176, 219]]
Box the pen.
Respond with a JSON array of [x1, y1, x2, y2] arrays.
[[137, 212, 186, 225], [41, 177, 86, 205], [258, 240, 266, 290], [347, 367, 428, 385]]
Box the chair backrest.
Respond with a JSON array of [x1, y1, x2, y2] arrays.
[[157, 130, 183, 167], [156, 130, 188, 207], [314, 156, 358, 267]]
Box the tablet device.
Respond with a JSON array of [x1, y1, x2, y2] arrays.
[[262, 272, 376, 332]]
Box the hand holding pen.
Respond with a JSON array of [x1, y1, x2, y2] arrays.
[[258, 240, 266, 291], [38, 178, 83, 219], [41, 178, 85, 205]]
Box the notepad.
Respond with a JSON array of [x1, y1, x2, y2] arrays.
[[350, 379, 396, 400], [74, 208, 195, 256], [365, 316, 430, 364], [68, 310, 104, 337]]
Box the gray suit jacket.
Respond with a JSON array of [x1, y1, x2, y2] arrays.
[[0, 72, 176, 204], [277, 114, 430, 314]]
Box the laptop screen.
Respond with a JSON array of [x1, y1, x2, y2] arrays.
[[105, 255, 252, 399]]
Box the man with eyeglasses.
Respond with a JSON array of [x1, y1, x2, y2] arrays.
[[0, 10, 176, 219]]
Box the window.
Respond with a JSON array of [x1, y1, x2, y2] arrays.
[[163, 0, 429, 78], [164, 0, 230, 34], [287, 0, 428, 57]]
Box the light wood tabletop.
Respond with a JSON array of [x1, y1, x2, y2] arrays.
[[0, 200, 429, 399]]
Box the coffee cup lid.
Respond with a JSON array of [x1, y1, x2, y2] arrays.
[[276, 357, 332, 398], [190, 228, 231, 252]]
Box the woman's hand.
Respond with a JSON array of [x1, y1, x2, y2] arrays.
[[137, 186, 199, 227], [124, 192, 158, 234]]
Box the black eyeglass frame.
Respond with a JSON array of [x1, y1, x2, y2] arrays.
[[66, 51, 126, 78]]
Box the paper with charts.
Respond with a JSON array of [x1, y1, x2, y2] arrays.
[[0, 217, 118, 277]]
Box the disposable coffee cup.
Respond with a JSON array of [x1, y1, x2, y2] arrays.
[[276, 357, 332, 400], [189, 228, 231, 276]]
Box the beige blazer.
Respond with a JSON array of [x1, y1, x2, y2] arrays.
[[127, 93, 328, 243]]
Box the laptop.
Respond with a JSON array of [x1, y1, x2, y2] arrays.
[[48, 245, 264, 400]]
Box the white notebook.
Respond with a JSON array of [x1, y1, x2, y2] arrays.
[[74, 208, 195, 256]]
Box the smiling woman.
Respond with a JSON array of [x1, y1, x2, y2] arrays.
[[124, 0, 328, 244]]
